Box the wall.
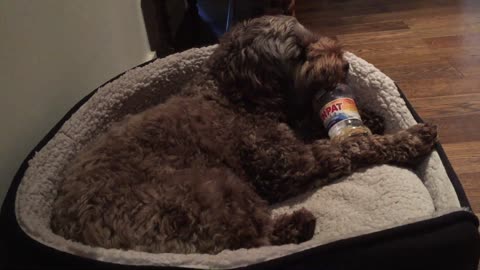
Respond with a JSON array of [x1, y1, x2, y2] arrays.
[[0, 0, 154, 205]]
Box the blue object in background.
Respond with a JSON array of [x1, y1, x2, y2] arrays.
[[197, 0, 265, 37]]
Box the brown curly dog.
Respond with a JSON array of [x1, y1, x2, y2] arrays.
[[51, 16, 437, 254]]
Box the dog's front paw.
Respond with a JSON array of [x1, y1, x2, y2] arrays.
[[407, 123, 438, 154]]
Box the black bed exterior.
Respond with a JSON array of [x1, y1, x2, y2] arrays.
[[0, 62, 479, 270]]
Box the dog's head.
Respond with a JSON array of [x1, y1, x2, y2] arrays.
[[208, 15, 349, 120]]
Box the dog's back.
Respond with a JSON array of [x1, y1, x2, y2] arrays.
[[51, 92, 242, 252]]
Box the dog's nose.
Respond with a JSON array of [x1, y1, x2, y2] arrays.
[[313, 83, 350, 103]]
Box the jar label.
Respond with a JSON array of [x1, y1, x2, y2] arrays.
[[320, 98, 361, 130]]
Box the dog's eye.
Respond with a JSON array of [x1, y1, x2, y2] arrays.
[[343, 62, 350, 73]]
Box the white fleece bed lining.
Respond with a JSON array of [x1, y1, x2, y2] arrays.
[[15, 46, 463, 269]]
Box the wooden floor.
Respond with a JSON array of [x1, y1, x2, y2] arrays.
[[296, 0, 480, 213]]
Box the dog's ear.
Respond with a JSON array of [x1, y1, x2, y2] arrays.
[[295, 37, 348, 92], [208, 16, 304, 108], [207, 25, 273, 103]]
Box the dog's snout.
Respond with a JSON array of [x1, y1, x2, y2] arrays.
[[320, 83, 348, 93], [333, 83, 350, 93]]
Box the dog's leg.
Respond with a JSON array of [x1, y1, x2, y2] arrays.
[[332, 123, 438, 176], [183, 167, 317, 250], [271, 208, 316, 245], [239, 122, 332, 203], [240, 121, 436, 202], [152, 167, 282, 254]]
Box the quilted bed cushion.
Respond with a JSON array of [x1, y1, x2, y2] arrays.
[[15, 46, 463, 269]]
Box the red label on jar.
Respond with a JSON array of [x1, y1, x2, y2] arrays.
[[320, 98, 361, 130]]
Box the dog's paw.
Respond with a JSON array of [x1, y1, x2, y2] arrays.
[[272, 208, 316, 244], [290, 208, 316, 243], [407, 123, 438, 153]]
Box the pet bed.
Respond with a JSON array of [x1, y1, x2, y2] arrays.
[[1, 46, 479, 270]]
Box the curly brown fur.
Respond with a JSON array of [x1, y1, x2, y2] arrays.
[[51, 16, 437, 254]]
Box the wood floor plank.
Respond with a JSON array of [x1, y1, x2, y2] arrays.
[[348, 53, 445, 72], [299, 2, 480, 28], [456, 172, 480, 213], [398, 78, 480, 99], [336, 29, 418, 46], [448, 55, 480, 76], [424, 34, 480, 49], [441, 143, 480, 212], [308, 20, 409, 36], [422, 113, 480, 144], [408, 86, 480, 146], [405, 14, 480, 30], [380, 60, 462, 81], [410, 24, 480, 39], [383, 0, 469, 11], [297, 0, 387, 18], [409, 93, 480, 119], [442, 142, 480, 175], [343, 39, 431, 57]]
